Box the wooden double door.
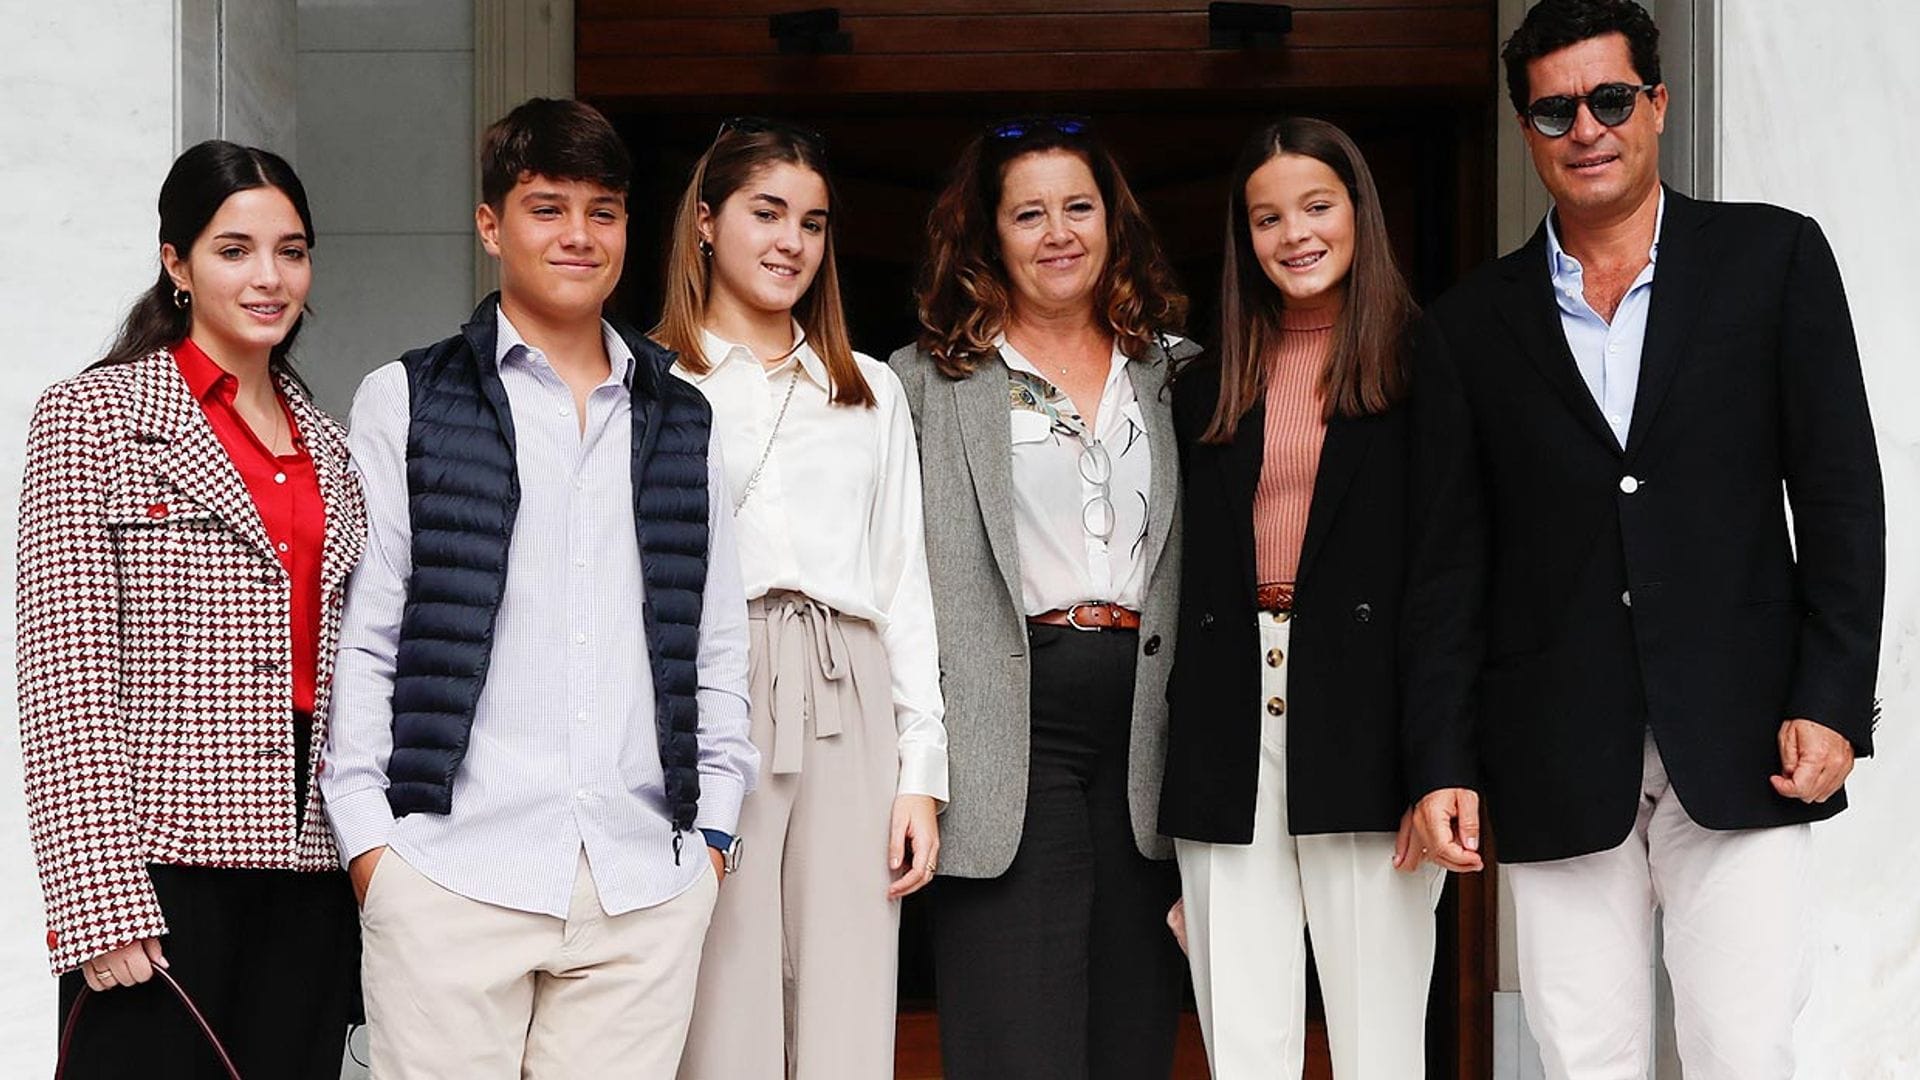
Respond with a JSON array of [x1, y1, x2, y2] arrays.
[[581, 4, 1500, 1075]]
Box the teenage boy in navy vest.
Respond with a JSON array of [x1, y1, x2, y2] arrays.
[[322, 98, 759, 1077]]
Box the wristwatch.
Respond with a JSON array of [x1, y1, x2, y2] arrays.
[[700, 828, 745, 874]]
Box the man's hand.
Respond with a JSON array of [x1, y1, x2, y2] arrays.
[[349, 845, 387, 907], [1391, 807, 1425, 873], [81, 937, 167, 992], [1167, 898, 1189, 955], [1771, 718, 1855, 803], [1411, 788, 1485, 873], [887, 795, 940, 899], [709, 845, 727, 884]]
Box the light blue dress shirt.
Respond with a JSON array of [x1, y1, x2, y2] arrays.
[[322, 311, 758, 918], [1544, 190, 1666, 448]]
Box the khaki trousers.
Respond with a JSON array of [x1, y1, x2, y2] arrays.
[[1175, 614, 1445, 1080], [1505, 732, 1812, 1080], [360, 849, 718, 1079], [678, 593, 902, 1080]]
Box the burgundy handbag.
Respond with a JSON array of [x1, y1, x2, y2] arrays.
[[55, 967, 242, 1079]]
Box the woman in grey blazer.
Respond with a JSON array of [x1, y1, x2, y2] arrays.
[[890, 116, 1196, 1080]]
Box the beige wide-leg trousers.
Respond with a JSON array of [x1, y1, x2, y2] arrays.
[[1175, 613, 1445, 1080], [359, 849, 718, 1079], [678, 592, 902, 1080], [1504, 731, 1813, 1080]]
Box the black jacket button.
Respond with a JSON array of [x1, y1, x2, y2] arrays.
[[1143, 635, 1161, 656], [1353, 603, 1373, 623], [1199, 613, 1215, 629]]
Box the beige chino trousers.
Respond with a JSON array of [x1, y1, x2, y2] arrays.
[[677, 593, 902, 1080], [359, 849, 718, 1079]]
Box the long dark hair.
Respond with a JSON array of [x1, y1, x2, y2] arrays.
[[653, 121, 873, 407], [97, 140, 316, 372], [1202, 118, 1414, 443], [916, 120, 1187, 380]]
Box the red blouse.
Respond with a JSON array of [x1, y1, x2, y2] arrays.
[[172, 339, 326, 715]]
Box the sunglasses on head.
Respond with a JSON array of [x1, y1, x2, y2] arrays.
[[1524, 82, 1656, 138], [714, 115, 828, 153], [987, 114, 1092, 142]]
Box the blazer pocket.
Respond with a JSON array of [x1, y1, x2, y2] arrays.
[[103, 482, 219, 531]]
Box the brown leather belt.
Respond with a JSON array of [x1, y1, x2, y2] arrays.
[[1029, 602, 1142, 631], [1255, 582, 1296, 614]]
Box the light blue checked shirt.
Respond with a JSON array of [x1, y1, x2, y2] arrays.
[[322, 310, 758, 917], [1544, 189, 1665, 448]]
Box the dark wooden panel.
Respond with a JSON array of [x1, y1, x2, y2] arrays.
[[580, 47, 1490, 97], [584, 0, 1481, 16], [581, 9, 1487, 56]]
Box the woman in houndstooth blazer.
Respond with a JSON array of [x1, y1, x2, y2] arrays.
[[16, 141, 367, 1079]]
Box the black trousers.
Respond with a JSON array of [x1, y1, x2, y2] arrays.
[[56, 865, 358, 1080], [930, 624, 1185, 1080]]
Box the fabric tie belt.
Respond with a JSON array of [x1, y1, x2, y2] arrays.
[[747, 591, 888, 775]]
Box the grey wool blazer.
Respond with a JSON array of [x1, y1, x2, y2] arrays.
[[890, 336, 1201, 879]]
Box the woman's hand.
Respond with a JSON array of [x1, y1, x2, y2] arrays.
[[887, 795, 940, 899], [1167, 898, 1189, 956], [82, 937, 167, 992], [1392, 807, 1425, 873]]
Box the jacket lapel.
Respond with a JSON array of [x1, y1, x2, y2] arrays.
[[1136, 336, 1198, 584], [954, 353, 1025, 613], [1495, 229, 1622, 453], [1295, 413, 1372, 584], [130, 353, 276, 561], [1623, 188, 1713, 458], [282, 381, 365, 604]]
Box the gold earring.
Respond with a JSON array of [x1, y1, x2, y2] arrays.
[[172, 287, 191, 310]]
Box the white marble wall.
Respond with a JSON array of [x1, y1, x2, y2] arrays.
[[0, 5, 178, 1073], [1720, 2, 1920, 1075], [295, 0, 477, 416], [0, 2, 299, 1073]]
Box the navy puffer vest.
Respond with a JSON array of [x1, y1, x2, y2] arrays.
[[386, 294, 712, 834]]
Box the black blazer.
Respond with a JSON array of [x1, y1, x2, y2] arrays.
[[1402, 189, 1885, 864], [1159, 358, 1412, 843]]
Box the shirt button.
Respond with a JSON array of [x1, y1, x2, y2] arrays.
[[574, 632, 588, 645], [1266, 648, 1284, 668], [574, 558, 587, 569], [1619, 475, 1640, 494], [1266, 697, 1286, 717], [575, 711, 588, 724], [574, 789, 590, 802], [273, 472, 286, 484], [277, 542, 289, 552], [1609, 414, 1624, 425]]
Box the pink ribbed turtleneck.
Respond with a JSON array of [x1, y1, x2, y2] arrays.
[[1253, 305, 1335, 585]]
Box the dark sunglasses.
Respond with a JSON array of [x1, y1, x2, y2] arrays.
[[1524, 82, 1657, 138], [714, 115, 828, 153], [987, 114, 1092, 141]]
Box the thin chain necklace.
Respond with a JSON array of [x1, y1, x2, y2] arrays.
[[733, 363, 800, 513]]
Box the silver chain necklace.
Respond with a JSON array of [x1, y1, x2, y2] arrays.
[[732, 364, 801, 513]]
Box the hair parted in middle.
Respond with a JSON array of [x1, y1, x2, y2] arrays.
[[1200, 117, 1416, 444], [915, 121, 1187, 380], [653, 121, 873, 407]]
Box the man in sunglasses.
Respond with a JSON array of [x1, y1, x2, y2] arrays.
[[1401, 1, 1883, 1077]]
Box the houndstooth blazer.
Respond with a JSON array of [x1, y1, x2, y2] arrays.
[[16, 350, 367, 973]]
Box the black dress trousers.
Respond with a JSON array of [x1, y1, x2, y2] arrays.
[[930, 624, 1185, 1080], [56, 864, 359, 1080]]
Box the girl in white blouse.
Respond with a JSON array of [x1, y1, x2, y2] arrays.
[[655, 118, 946, 1080]]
